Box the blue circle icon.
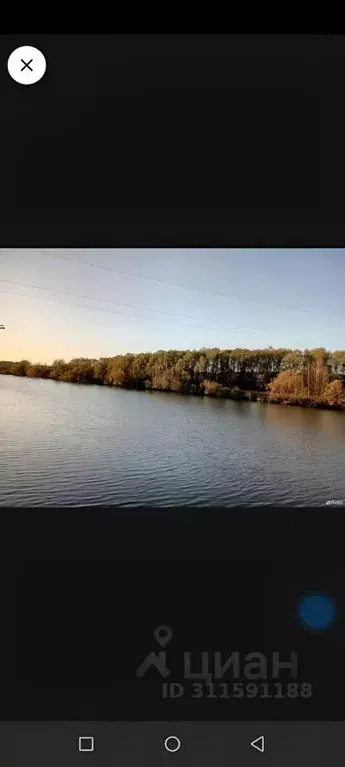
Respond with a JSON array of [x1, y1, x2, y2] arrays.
[[297, 593, 336, 632]]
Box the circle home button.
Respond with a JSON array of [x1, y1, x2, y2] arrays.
[[164, 736, 181, 753]]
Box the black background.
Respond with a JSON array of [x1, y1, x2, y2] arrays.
[[1, 33, 344, 246], [0, 34, 345, 721], [2, 509, 344, 720]]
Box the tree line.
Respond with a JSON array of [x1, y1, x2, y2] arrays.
[[0, 347, 345, 409]]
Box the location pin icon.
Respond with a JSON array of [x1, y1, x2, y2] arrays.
[[154, 625, 173, 647]]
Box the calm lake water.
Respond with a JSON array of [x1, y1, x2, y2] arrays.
[[1, 374, 345, 507]]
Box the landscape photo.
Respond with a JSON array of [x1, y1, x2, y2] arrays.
[[0, 248, 344, 507]]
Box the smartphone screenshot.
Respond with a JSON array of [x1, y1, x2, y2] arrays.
[[1, 34, 345, 767]]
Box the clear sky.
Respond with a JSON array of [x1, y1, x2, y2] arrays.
[[0, 249, 344, 363]]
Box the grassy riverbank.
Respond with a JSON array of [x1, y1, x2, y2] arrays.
[[1, 346, 345, 410]]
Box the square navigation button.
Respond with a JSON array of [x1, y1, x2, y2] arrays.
[[78, 736, 94, 752]]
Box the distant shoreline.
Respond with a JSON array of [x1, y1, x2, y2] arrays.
[[1, 372, 345, 413], [1, 347, 345, 412]]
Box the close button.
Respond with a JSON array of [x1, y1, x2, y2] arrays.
[[7, 46, 46, 85]]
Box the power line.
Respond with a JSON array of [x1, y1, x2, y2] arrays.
[[0, 289, 246, 335], [24, 248, 344, 320], [2, 287, 331, 341], [3, 248, 345, 324], [0, 279, 261, 332]]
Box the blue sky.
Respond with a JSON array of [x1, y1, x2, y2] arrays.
[[0, 249, 344, 363]]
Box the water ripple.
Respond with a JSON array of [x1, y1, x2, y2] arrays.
[[1, 375, 345, 507]]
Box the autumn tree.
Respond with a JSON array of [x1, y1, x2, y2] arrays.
[[11, 360, 31, 376], [329, 351, 345, 378], [202, 380, 230, 397], [308, 348, 330, 397], [322, 380, 345, 407], [106, 354, 135, 386], [27, 363, 51, 378], [281, 350, 303, 372], [93, 357, 108, 384], [50, 359, 67, 380]]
